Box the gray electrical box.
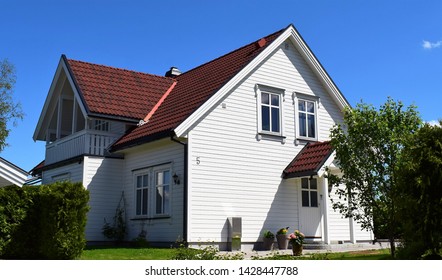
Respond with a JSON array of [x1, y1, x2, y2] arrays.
[[228, 217, 242, 251]]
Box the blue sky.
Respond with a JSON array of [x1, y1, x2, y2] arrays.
[[1, 0, 441, 172]]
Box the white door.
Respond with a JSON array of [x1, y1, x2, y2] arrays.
[[299, 178, 322, 238]]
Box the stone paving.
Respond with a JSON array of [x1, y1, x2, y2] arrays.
[[220, 242, 392, 259]]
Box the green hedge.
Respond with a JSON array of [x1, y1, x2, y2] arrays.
[[0, 182, 89, 259]]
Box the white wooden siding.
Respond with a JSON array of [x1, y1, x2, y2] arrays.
[[122, 139, 184, 243], [82, 156, 124, 241], [41, 161, 83, 184], [187, 40, 344, 243]]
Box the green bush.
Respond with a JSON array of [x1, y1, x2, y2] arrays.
[[0, 185, 29, 256], [0, 182, 89, 259]]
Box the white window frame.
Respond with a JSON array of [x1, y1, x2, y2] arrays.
[[133, 164, 172, 218], [255, 84, 285, 137], [293, 92, 319, 141]]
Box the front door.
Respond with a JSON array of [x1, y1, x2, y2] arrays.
[[299, 178, 322, 239]]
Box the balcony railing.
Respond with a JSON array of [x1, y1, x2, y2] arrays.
[[45, 130, 120, 165]]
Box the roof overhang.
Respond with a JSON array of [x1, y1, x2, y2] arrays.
[[0, 157, 29, 187]]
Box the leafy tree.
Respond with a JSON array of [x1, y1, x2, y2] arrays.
[[0, 58, 24, 151], [328, 98, 421, 258], [396, 122, 442, 259]]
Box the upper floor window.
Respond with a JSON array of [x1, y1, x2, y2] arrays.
[[90, 119, 110, 132], [261, 92, 281, 133], [298, 99, 316, 139], [256, 84, 285, 137], [293, 93, 318, 141]]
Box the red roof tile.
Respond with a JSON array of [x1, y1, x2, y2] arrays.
[[66, 58, 176, 120], [111, 27, 285, 150], [283, 141, 333, 178]]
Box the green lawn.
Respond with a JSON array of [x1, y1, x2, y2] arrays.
[[79, 246, 391, 260], [80, 247, 176, 260]]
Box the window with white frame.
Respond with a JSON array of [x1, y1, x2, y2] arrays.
[[134, 165, 172, 218], [256, 85, 284, 136], [301, 177, 318, 207], [297, 97, 317, 140]]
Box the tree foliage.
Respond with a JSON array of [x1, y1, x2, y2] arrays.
[[0, 58, 24, 151], [396, 122, 442, 259], [329, 98, 421, 257]]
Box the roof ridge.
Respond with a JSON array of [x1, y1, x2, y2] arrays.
[[176, 27, 287, 79], [66, 57, 176, 82]]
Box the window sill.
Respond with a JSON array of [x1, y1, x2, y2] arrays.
[[257, 132, 286, 143], [130, 216, 171, 221], [295, 137, 318, 145]]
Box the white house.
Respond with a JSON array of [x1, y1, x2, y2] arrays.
[[32, 24, 373, 249]]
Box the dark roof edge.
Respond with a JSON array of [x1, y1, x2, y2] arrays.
[[283, 170, 317, 179], [62, 54, 91, 114]]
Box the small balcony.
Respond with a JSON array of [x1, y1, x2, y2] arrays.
[[45, 130, 120, 165]]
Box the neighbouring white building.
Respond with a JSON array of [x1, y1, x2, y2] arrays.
[[0, 157, 29, 187], [32, 24, 373, 249]]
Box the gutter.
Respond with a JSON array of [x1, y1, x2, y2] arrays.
[[170, 133, 188, 244]]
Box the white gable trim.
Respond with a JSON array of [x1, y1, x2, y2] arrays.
[[0, 157, 29, 187], [174, 25, 350, 137], [33, 56, 89, 141], [317, 151, 337, 178]]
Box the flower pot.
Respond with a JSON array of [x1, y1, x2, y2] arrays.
[[292, 244, 303, 256], [262, 237, 274, 250], [276, 234, 288, 249]]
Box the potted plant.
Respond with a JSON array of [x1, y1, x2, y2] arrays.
[[276, 227, 289, 249], [262, 230, 275, 250], [288, 230, 305, 256]]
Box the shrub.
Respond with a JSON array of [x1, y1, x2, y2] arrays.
[[0, 182, 89, 259]]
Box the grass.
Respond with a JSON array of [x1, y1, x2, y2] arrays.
[[79, 246, 391, 260], [79, 246, 176, 260]]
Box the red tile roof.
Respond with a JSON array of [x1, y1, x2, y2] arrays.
[[66, 58, 176, 120], [283, 141, 334, 178], [110, 27, 285, 151]]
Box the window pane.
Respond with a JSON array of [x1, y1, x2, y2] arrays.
[[302, 191, 310, 207], [156, 186, 163, 214], [156, 172, 163, 185], [142, 189, 148, 215], [307, 101, 315, 113], [271, 107, 280, 132], [299, 113, 306, 136], [298, 100, 305, 112], [308, 114, 315, 138], [301, 178, 309, 189], [310, 191, 318, 207], [164, 185, 170, 214], [136, 189, 141, 215], [271, 94, 279, 106], [163, 170, 170, 185], [261, 92, 269, 104], [143, 175, 149, 187], [310, 178, 317, 189], [261, 106, 270, 131], [137, 176, 142, 188]]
